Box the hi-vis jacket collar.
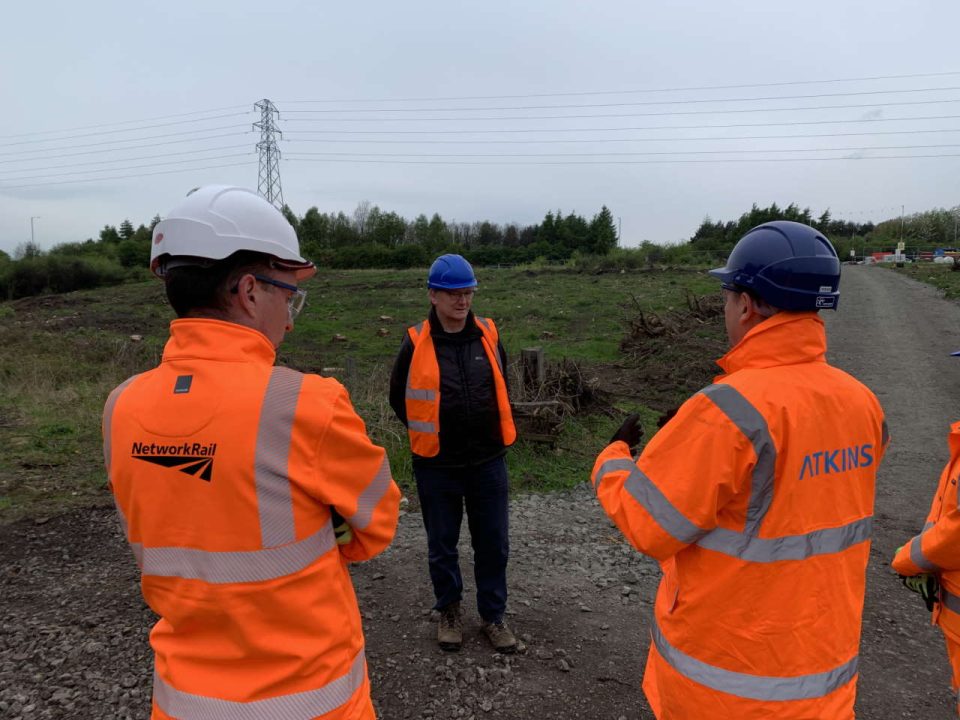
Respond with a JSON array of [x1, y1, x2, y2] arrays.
[[164, 318, 277, 365], [715, 312, 826, 378]]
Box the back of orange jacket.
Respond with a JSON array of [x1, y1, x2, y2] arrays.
[[593, 313, 887, 719], [103, 319, 400, 719]]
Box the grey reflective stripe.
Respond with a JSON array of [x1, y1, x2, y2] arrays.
[[408, 420, 436, 433], [255, 367, 303, 548], [943, 588, 960, 615], [474, 316, 504, 373], [699, 384, 775, 536], [139, 521, 336, 584], [881, 419, 890, 448], [405, 388, 436, 401], [597, 459, 708, 545], [651, 621, 858, 702], [475, 316, 490, 331], [924, 521, 935, 531], [911, 532, 940, 572], [412, 321, 424, 335], [112, 498, 144, 569], [102, 374, 140, 477], [347, 455, 392, 530], [154, 647, 367, 720], [696, 516, 872, 563]]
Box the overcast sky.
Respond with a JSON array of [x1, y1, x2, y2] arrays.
[[1, 0, 958, 255]]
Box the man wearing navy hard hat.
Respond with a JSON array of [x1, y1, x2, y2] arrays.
[[389, 254, 518, 653], [591, 221, 889, 718]]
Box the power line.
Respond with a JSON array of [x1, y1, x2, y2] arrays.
[[281, 85, 960, 115], [0, 160, 253, 190], [0, 144, 251, 175], [280, 98, 960, 128], [0, 153, 252, 183], [287, 127, 960, 145], [0, 112, 250, 148], [284, 113, 960, 136], [277, 70, 960, 104], [284, 153, 960, 166], [0, 126, 250, 159], [284, 143, 960, 159], [0, 104, 251, 140]]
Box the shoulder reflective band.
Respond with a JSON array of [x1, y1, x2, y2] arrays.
[[699, 384, 776, 537], [102, 374, 140, 477], [255, 367, 303, 548], [911, 532, 940, 572], [652, 621, 858, 701], [154, 647, 366, 719], [596, 458, 709, 545], [346, 455, 392, 531]]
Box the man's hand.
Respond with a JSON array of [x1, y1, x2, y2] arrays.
[[900, 572, 939, 612], [331, 509, 353, 546], [611, 413, 643, 450]]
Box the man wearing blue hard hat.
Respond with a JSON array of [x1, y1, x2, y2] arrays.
[[892, 346, 960, 717], [591, 221, 888, 718], [389, 254, 518, 653]]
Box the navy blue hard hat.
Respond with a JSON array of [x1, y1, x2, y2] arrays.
[[709, 221, 841, 311], [427, 254, 477, 290]]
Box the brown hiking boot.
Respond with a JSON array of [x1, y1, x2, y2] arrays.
[[437, 602, 462, 652], [481, 620, 517, 653]]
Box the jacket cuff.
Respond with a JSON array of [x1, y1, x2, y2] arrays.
[[891, 536, 923, 576]]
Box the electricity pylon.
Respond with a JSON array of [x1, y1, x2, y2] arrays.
[[253, 99, 284, 209]]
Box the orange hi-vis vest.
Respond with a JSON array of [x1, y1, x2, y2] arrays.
[[893, 421, 960, 645], [403, 315, 516, 457], [102, 319, 400, 720], [592, 313, 888, 720]]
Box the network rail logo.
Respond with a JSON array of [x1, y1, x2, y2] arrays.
[[131, 441, 218, 482]]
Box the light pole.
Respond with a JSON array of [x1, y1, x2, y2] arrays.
[[30, 216, 40, 246]]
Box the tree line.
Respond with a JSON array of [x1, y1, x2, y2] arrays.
[[2, 199, 958, 300]]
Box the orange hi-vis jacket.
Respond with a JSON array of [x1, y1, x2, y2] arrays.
[[893, 421, 960, 645], [102, 319, 401, 720], [404, 315, 516, 457], [592, 312, 888, 720]]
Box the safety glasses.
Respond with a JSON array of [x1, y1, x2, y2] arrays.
[[253, 274, 307, 320]]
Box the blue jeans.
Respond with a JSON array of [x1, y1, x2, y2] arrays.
[[414, 456, 509, 623]]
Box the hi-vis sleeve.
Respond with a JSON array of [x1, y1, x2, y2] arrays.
[[892, 474, 960, 577], [315, 386, 401, 564], [591, 392, 754, 562]]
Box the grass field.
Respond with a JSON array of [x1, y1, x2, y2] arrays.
[[893, 262, 960, 299], [0, 265, 723, 522]]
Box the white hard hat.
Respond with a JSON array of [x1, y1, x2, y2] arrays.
[[150, 185, 315, 280]]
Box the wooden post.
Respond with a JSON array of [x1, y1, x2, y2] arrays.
[[520, 347, 545, 391]]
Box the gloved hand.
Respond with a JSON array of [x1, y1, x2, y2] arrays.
[[899, 571, 939, 612], [610, 413, 643, 449], [656, 407, 679, 429], [331, 509, 353, 546]]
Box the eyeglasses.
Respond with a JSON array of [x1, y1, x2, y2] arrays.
[[253, 274, 307, 320]]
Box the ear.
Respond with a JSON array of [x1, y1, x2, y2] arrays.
[[428, 288, 439, 306], [739, 292, 765, 328], [233, 272, 259, 319]]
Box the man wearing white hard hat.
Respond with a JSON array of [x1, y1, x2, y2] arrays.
[[102, 186, 400, 719]]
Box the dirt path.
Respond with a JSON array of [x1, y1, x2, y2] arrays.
[[1, 265, 958, 719], [825, 266, 959, 718]]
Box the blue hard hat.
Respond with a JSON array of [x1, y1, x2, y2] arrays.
[[709, 221, 841, 311], [427, 254, 477, 289]]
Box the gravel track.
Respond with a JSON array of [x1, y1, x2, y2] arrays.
[[2, 264, 958, 718]]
